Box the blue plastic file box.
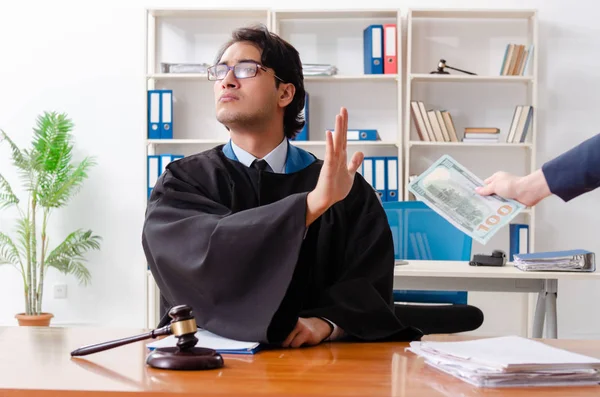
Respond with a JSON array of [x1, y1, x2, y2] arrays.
[[383, 201, 472, 305]]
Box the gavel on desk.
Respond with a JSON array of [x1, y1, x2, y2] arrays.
[[70, 305, 224, 370]]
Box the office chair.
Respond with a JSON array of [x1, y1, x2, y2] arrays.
[[383, 200, 484, 334]]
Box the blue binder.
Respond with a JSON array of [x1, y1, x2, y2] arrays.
[[293, 92, 309, 141], [147, 89, 173, 139], [147, 155, 160, 198], [363, 25, 384, 74], [362, 157, 373, 187], [345, 129, 379, 141], [373, 157, 387, 200], [385, 156, 398, 201], [159, 154, 184, 176], [160, 90, 173, 139], [147, 91, 161, 139], [509, 223, 529, 261]]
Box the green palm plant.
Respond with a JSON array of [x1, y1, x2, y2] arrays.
[[0, 111, 101, 317]]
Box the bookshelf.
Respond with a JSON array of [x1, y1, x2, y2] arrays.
[[403, 8, 539, 337], [403, 8, 538, 250], [143, 7, 539, 334]]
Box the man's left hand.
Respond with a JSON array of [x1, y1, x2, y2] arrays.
[[281, 317, 333, 348]]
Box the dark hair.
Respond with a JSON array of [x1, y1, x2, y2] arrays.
[[214, 24, 306, 139]]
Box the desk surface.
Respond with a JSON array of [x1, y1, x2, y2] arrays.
[[2, 326, 600, 396], [394, 260, 600, 280]]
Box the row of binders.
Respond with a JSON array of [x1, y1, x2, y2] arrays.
[[148, 90, 173, 139], [364, 24, 397, 75], [147, 153, 398, 203], [357, 156, 398, 202], [292, 93, 381, 141], [147, 154, 183, 197]]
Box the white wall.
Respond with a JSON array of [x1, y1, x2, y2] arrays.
[[1, 0, 599, 338]]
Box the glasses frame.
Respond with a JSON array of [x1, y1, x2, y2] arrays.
[[207, 61, 285, 83]]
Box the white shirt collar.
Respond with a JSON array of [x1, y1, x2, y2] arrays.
[[230, 138, 288, 174]]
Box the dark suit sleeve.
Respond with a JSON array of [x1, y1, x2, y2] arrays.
[[541, 133, 600, 202]]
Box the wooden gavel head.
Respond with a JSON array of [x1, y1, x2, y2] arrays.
[[148, 305, 224, 371], [167, 305, 199, 351]]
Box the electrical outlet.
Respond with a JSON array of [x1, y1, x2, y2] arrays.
[[53, 284, 67, 299]]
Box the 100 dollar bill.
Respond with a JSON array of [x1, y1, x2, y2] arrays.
[[407, 154, 525, 245]]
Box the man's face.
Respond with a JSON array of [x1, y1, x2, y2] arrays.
[[214, 42, 279, 129]]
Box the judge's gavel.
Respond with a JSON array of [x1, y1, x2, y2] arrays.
[[70, 305, 224, 370], [430, 59, 477, 75]]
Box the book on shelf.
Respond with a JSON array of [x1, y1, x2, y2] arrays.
[[410, 101, 458, 142], [500, 43, 534, 76], [463, 127, 500, 143], [506, 105, 533, 143]]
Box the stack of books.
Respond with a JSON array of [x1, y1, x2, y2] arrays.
[[462, 127, 499, 143], [407, 336, 600, 388]]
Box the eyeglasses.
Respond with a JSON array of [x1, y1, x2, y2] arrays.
[[207, 61, 285, 82]]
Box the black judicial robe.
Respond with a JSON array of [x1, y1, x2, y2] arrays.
[[142, 141, 423, 344]]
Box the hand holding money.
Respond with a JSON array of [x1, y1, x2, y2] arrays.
[[408, 155, 525, 245], [475, 169, 551, 207]]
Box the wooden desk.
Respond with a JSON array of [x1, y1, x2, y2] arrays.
[[394, 260, 600, 339], [1, 326, 600, 396]]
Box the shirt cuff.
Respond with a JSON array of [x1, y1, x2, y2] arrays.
[[321, 317, 345, 341]]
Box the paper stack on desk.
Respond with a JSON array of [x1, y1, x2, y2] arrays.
[[407, 336, 600, 388], [146, 329, 260, 355], [514, 249, 596, 272]]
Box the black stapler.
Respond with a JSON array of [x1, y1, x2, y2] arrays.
[[469, 250, 507, 267]]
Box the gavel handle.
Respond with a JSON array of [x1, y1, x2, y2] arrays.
[[446, 65, 477, 75], [70, 325, 171, 356]]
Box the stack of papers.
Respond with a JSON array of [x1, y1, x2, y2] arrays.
[[407, 336, 600, 388], [514, 249, 596, 272], [160, 62, 210, 74], [302, 63, 338, 76], [147, 329, 260, 355]]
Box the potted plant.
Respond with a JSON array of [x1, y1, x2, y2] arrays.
[[0, 111, 101, 326]]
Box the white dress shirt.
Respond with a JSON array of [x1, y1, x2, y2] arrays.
[[230, 138, 287, 173], [229, 138, 344, 342]]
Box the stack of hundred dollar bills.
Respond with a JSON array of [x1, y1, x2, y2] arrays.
[[408, 155, 525, 245]]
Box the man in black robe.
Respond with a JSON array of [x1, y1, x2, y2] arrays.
[[142, 25, 424, 347]]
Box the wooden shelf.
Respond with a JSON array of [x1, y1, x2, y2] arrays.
[[272, 9, 399, 20], [147, 139, 226, 145], [409, 8, 536, 19], [409, 141, 533, 148], [305, 74, 398, 81], [148, 8, 270, 19], [147, 74, 399, 81], [147, 73, 209, 80], [292, 140, 398, 147], [410, 74, 533, 84], [147, 139, 399, 147]]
